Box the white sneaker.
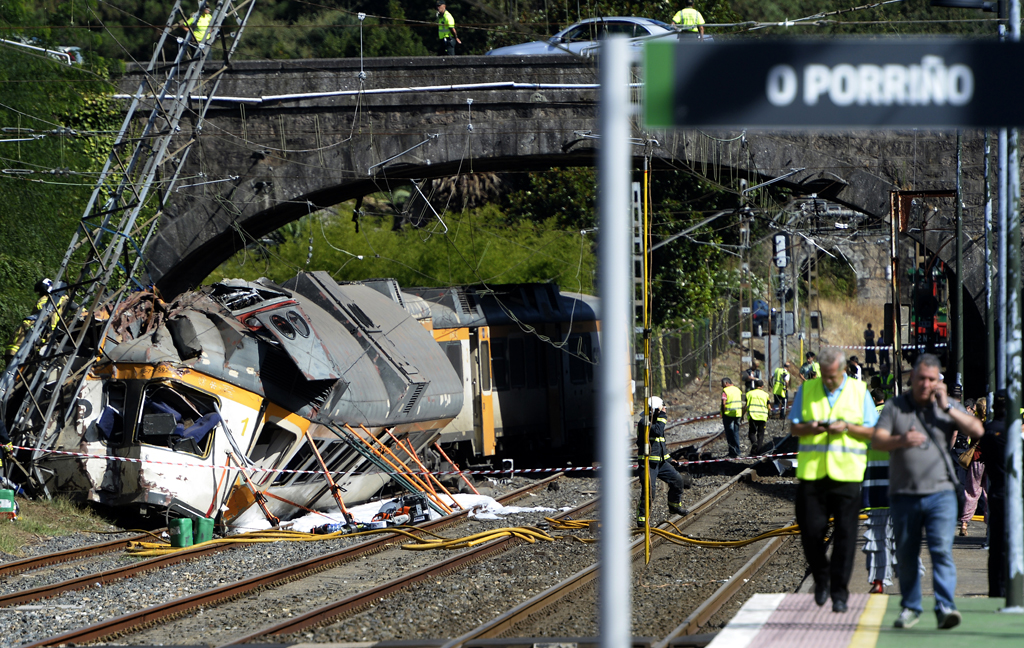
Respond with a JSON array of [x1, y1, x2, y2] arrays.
[[894, 608, 920, 628], [936, 605, 961, 630]]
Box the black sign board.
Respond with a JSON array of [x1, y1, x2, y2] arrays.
[[645, 40, 1024, 128]]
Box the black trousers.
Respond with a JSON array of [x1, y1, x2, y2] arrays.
[[795, 477, 862, 603], [438, 37, 455, 56], [747, 419, 766, 453], [638, 460, 685, 518]]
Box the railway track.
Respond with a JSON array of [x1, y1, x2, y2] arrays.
[[0, 532, 158, 580], [222, 490, 600, 646], [440, 468, 798, 647], [12, 474, 564, 647]]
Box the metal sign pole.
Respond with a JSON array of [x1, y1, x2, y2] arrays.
[[1003, 0, 1023, 613], [598, 36, 633, 648]]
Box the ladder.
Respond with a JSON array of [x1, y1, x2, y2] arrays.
[[0, 0, 257, 495]]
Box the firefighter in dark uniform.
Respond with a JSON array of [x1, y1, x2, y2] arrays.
[[636, 396, 687, 525], [0, 416, 12, 472]]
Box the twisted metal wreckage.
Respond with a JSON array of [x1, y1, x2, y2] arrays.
[[3, 273, 465, 528]]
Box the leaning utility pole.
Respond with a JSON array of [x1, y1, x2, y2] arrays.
[[0, 0, 258, 494]]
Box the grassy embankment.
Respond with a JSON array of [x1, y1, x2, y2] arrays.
[[0, 496, 118, 557]]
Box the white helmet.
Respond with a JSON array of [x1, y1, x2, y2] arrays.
[[648, 396, 663, 411]]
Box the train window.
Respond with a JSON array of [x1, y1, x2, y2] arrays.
[[509, 338, 526, 388], [137, 382, 218, 457], [479, 341, 492, 392], [491, 338, 509, 391], [273, 442, 314, 485], [583, 335, 594, 383], [271, 313, 297, 339], [294, 439, 332, 484], [250, 420, 298, 468], [94, 382, 127, 445], [443, 342, 464, 382], [568, 335, 594, 385], [287, 311, 310, 337]]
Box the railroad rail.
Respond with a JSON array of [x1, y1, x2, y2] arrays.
[[18, 474, 561, 647], [226, 489, 599, 645], [442, 467, 793, 648], [0, 532, 156, 579]]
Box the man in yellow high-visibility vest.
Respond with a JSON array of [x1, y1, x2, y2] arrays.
[[671, 0, 705, 40], [743, 379, 771, 455], [720, 377, 743, 457], [436, 2, 461, 56], [189, 7, 213, 44], [789, 346, 877, 614]]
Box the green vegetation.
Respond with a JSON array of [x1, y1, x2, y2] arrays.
[[0, 2, 120, 371], [0, 496, 118, 555], [1, 0, 980, 361], [210, 202, 599, 294]]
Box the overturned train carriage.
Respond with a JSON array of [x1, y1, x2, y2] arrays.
[[408, 284, 602, 466], [30, 272, 463, 526]]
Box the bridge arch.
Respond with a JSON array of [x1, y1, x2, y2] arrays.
[[131, 56, 991, 324]]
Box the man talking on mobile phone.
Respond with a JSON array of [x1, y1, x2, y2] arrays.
[[871, 353, 982, 631], [788, 346, 877, 613]]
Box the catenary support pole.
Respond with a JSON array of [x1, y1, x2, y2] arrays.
[[954, 131, 963, 388], [984, 133, 995, 410], [998, 129, 1008, 389], [1002, 0, 1022, 612], [597, 36, 633, 647]]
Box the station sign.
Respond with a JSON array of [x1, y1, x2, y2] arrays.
[[644, 40, 1024, 128]]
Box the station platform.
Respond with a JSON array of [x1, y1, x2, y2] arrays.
[[708, 516, 1024, 648], [708, 593, 1023, 648]]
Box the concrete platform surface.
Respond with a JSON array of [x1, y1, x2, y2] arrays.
[[709, 593, 1024, 648]]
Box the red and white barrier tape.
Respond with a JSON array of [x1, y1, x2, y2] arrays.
[[825, 343, 948, 351], [4, 445, 797, 476]]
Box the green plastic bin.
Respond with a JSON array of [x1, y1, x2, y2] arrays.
[[169, 517, 193, 548], [0, 489, 15, 520], [192, 516, 215, 544]]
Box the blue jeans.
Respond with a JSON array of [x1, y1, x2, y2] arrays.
[[723, 415, 741, 457], [891, 490, 958, 613]]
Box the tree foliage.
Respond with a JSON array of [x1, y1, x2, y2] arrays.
[[0, 6, 120, 370], [209, 203, 597, 294]]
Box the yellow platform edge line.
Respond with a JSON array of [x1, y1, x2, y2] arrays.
[[849, 594, 889, 648]]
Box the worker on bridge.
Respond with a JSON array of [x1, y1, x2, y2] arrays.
[[672, 0, 706, 40], [190, 7, 213, 44], [636, 396, 687, 526], [436, 2, 461, 56]]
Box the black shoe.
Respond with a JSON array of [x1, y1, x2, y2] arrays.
[[668, 506, 688, 517], [832, 599, 848, 613], [814, 582, 829, 606]]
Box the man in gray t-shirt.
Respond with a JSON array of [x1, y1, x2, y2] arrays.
[[872, 354, 983, 631]]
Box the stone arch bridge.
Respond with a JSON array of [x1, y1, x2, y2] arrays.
[[126, 56, 997, 332]]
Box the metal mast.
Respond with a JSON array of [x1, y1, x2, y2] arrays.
[[0, 0, 258, 494]]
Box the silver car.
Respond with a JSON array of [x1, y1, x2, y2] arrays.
[[485, 17, 675, 57]]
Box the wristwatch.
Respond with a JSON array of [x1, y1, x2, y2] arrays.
[[943, 402, 953, 413]]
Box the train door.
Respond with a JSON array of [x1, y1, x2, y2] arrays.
[[470, 326, 496, 456]]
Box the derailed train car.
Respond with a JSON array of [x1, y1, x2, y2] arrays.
[[15, 272, 463, 527], [406, 284, 604, 466]]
